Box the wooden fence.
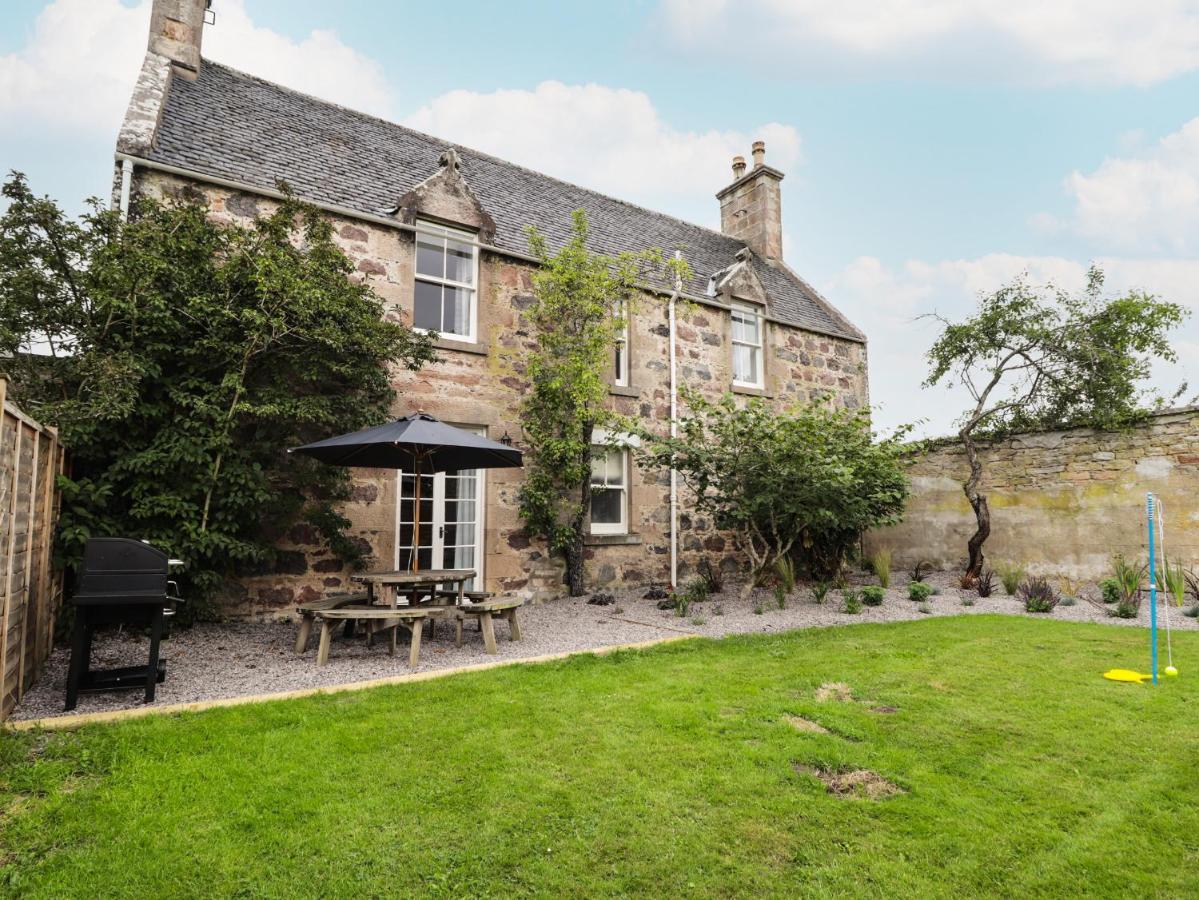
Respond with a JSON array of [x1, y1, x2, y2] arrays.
[[0, 379, 65, 721]]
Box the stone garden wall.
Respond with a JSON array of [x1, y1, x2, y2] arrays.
[[866, 407, 1199, 579], [134, 169, 869, 617]]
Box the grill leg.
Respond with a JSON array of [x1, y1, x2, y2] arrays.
[[64, 611, 89, 712], [144, 607, 164, 703]]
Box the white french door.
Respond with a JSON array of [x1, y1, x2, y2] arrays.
[[394, 428, 485, 589]]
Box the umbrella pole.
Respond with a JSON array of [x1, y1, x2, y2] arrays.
[[411, 455, 422, 573]]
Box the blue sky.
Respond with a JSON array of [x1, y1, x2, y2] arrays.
[[3, 0, 1199, 435]]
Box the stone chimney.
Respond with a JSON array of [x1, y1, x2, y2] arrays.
[[716, 141, 785, 262], [148, 0, 209, 78]]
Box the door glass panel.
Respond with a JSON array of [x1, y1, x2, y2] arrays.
[[396, 444, 482, 587]]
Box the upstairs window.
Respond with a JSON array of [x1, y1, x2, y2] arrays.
[[613, 302, 629, 387], [590, 446, 628, 535], [414, 220, 477, 340], [731, 301, 763, 387]]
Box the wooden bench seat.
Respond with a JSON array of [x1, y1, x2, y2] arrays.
[[459, 598, 524, 654], [312, 606, 431, 667], [293, 592, 368, 654]]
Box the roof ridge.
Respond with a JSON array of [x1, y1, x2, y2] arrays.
[[200, 59, 748, 252]]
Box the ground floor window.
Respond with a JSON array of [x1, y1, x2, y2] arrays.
[[590, 446, 628, 535]]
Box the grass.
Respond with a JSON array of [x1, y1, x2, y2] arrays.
[[3, 616, 1199, 897]]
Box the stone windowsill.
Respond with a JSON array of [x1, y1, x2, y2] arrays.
[[433, 336, 488, 356], [584, 533, 643, 547], [732, 382, 773, 399], [608, 384, 639, 398]]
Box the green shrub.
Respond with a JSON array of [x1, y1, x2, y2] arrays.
[[1183, 605, 1199, 619], [752, 598, 765, 615], [908, 581, 933, 602], [1018, 576, 1060, 613], [917, 602, 932, 615], [1099, 578, 1122, 604], [861, 586, 885, 606], [686, 577, 710, 604], [1059, 595, 1077, 607], [1113, 598, 1140, 619], [1111, 555, 1145, 603], [996, 562, 1026, 596], [811, 582, 830, 604], [774, 582, 787, 610], [842, 590, 863, 614], [960, 596, 975, 607], [869, 549, 892, 589]]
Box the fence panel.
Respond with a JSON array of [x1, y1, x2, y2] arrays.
[[0, 379, 65, 721]]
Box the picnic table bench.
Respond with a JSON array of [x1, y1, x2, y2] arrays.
[[459, 597, 524, 654], [293, 592, 368, 654], [312, 606, 433, 667]]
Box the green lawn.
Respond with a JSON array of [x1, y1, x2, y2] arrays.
[[3, 615, 1198, 897]]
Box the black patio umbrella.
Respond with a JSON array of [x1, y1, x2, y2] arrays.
[[290, 412, 522, 571]]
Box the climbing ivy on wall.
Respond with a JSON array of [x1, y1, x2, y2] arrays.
[[518, 209, 688, 596], [0, 173, 437, 613]]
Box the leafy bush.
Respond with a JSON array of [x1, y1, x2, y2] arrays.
[[676, 578, 708, 616], [1059, 595, 1077, 607], [842, 590, 863, 614], [869, 549, 892, 589], [636, 391, 910, 584], [0, 175, 438, 611], [811, 582, 830, 604], [917, 602, 932, 615], [1184, 605, 1199, 619], [774, 582, 787, 610], [908, 581, 933, 602], [1159, 557, 1187, 607], [861, 586, 885, 606], [1018, 577, 1060, 613], [996, 562, 1026, 596], [976, 569, 995, 598], [1099, 578, 1122, 604], [907, 560, 931, 582], [1111, 555, 1145, 603]]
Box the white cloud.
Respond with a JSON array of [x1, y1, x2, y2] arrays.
[[658, 0, 1199, 86], [0, 0, 394, 138], [404, 81, 800, 219], [826, 254, 1199, 437], [1044, 117, 1199, 254]]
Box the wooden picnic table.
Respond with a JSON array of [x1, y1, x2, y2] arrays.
[[351, 569, 476, 609]]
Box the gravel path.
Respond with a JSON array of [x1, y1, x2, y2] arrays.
[[12, 571, 1195, 722]]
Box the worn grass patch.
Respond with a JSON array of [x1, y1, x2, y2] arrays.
[[3, 615, 1199, 897]]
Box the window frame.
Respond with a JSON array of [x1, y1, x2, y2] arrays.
[[730, 300, 764, 388], [413, 219, 479, 341], [589, 444, 629, 536], [613, 301, 630, 387]]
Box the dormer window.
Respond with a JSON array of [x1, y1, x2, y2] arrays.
[[731, 301, 763, 388], [414, 219, 477, 340]]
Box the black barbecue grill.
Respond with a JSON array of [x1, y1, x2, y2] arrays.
[[65, 538, 185, 710]]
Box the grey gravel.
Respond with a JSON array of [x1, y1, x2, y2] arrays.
[[12, 571, 1193, 722]]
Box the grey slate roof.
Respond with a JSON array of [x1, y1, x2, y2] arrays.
[[145, 61, 863, 342]]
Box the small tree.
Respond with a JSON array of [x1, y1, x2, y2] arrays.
[[636, 390, 910, 586], [0, 173, 437, 609], [518, 209, 685, 596], [925, 267, 1187, 578]]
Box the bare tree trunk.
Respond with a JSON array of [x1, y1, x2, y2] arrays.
[[960, 427, 990, 578]]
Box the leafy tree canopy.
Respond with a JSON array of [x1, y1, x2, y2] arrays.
[[924, 266, 1187, 576], [636, 390, 910, 584], [0, 173, 436, 611], [518, 209, 688, 595]]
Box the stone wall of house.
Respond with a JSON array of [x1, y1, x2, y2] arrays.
[[865, 407, 1199, 580], [134, 169, 868, 617]]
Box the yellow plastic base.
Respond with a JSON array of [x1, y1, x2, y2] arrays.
[[1103, 668, 1152, 684]]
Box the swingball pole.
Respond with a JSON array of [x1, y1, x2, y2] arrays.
[[1148, 492, 1158, 685]]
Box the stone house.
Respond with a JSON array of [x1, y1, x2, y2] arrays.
[[115, 1, 869, 615]]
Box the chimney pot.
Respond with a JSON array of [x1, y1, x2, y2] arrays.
[[732, 155, 746, 179], [751, 141, 766, 168]]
